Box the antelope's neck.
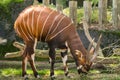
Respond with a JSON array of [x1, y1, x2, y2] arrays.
[[67, 32, 88, 56]]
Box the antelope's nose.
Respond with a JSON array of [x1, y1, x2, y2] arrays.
[[78, 68, 88, 75]]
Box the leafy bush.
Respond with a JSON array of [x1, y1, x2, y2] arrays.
[[0, 0, 23, 12], [0, 0, 23, 20], [63, 7, 111, 23], [63, 8, 84, 24]]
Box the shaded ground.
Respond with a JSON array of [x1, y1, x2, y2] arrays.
[[0, 60, 120, 80]]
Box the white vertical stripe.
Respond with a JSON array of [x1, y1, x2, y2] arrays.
[[32, 10, 35, 33], [50, 22, 72, 40], [27, 11, 34, 40], [19, 18, 29, 41], [36, 7, 46, 40], [50, 15, 66, 35], [45, 12, 61, 41], [40, 10, 54, 41], [27, 12, 30, 33], [23, 13, 33, 40]]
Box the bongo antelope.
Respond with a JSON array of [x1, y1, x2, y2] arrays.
[[14, 5, 102, 78]]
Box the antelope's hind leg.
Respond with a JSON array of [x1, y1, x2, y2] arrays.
[[22, 41, 39, 78], [22, 52, 28, 79]]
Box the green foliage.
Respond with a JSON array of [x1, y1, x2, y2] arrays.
[[0, 42, 18, 58], [63, 8, 84, 23], [91, 8, 99, 23], [86, 0, 98, 7], [0, 0, 23, 5], [107, 11, 112, 23], [63, 7, 111, 23], [77, 8, 84, 23], [100, 29, 120, 37], [0, 0, 23, 20], [0, 0, 23, 11], [90, 0, 99, 6], [56, 0, 67, 8]]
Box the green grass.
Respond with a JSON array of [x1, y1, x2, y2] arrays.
[[1, 67, 120, 80], [0, 68, 65, 80], [1, 68, 21, 76], [0, 61, 120, 80], [0, 68, 64, 77]]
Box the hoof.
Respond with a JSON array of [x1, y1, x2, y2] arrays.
[[50, 75, 56, 80], [65, 72, 69, 76], [36, 75, 40, 78], [22, 75, 29, 80], [67, 74, 73, 79], [65, 73, 73, 79], [34, 72, 40, 78], [24, 77, 29, 80]]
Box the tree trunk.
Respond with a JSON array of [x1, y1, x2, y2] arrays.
[[69, 1, 77, 27], [113, 0, 120, 29], [42, 0, 50, 6], [33, 0, 39, 5], [83, 1, 92, 25], [117, 0, 120, 28], [56, 0, 63, 12], [98, 0, 107, 29]]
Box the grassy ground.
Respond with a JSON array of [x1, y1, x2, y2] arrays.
[[0, 60, 120, 80], [0, 42, 120, 80]]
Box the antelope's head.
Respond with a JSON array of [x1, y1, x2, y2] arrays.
[[75, 34, 102, 74]]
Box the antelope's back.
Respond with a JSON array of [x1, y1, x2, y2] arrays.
[[14, 5, 72, 42]]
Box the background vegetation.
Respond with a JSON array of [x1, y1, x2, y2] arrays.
[[0, 0, 120, 79]]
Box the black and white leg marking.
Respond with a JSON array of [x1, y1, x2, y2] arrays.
[[61, 49, 69, 76]]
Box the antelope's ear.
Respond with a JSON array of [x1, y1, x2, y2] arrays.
[[75, 50, 85, 64], [75, 50, 82, 57]]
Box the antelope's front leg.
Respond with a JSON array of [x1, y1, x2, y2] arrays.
[[28, 42, 40, 78], [49, 47, 56, 78], [60, 49, 69, 77]]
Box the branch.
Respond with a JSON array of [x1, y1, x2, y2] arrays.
[[5, 41, 49, 58], [82, 19, 103, 57], [5, 41, 73, 59], [5, 51, 22, 58], [5, 41, 24, 58], [13, 41, 24, 51]]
